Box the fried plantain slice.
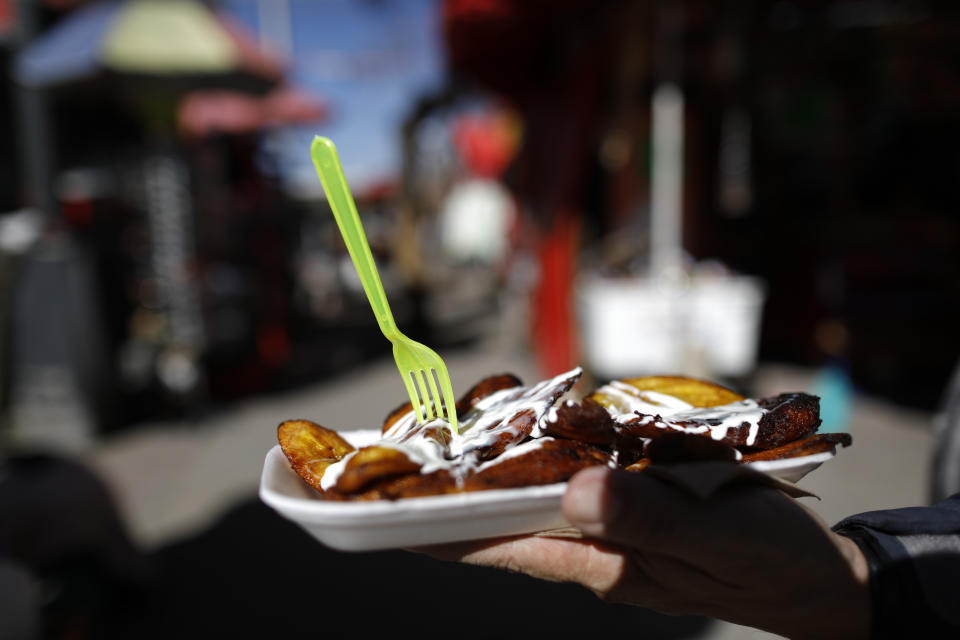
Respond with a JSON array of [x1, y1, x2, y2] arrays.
[[588, 375, 744, 412], [463, 439, 612, 491], [277, 419, 356, 492], [740, 432, 852, 462], [589, 372, 822, 452], [466, 369, 582, 461], [751, 393, 822, 449], [541, 398, 617, 446], [612, 392, 821, 450], [334, 446, 422, 494], [471, 409, 537, 461], [320, 469, 458, 501]]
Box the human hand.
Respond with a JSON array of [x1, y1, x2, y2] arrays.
[[421, 466, 870, 639]]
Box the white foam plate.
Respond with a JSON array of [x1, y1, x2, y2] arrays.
[[259, 430, 836, 552]]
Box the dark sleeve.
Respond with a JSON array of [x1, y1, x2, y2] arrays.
[[833, 493, 960, 639]]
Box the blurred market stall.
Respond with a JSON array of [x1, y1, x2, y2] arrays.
[[6, 0, 331, 444]]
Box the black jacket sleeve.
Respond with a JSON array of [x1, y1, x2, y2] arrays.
[[833, 493, 960, 639]]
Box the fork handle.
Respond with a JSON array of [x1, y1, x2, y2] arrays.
[[311, 137, 399, 339]]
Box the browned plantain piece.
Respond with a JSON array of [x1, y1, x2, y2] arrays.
[[322, 469, 458, 501], [644, 431, 740, 464], [615, 418, 679, 442], [277, 419, 356, 492], [541, 398, 617, 446], [612, 412, 759, 447], [472, 409, 536, 461], [463, 439, 612, 491], [595, 374, 821, 450], [368, 469, 459, 500], [751, 393, 822, 449], [539, 397, 646, 467], [456, 373, 523, 416], [334, 446, 422, 494], [471, 369, 582, 461], [740, 433, 852, 462], [617, 393, 820, 449]]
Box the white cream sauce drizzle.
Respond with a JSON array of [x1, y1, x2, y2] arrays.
[[594, 380, 768, 446], [320, 367, 582, 490]]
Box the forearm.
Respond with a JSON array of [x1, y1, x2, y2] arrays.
[[758, 533, 871, 640]]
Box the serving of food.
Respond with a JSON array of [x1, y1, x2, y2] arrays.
[[269, 367, 850, 508]]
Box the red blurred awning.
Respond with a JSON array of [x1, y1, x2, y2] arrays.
[[177, 84, 328, 138], [0, 0, 16, 37]]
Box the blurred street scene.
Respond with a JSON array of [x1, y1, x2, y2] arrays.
[[1, 1, 959, 638]]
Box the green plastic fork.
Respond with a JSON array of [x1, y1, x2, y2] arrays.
[[310, 136, 458, 433]]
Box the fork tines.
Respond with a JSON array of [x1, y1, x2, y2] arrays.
[[405, 368, 455, 424]]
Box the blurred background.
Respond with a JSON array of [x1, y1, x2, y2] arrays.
[[1, 0, 959, 638]]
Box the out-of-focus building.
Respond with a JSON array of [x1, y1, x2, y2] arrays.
[[442, 0, 960, 408], [2, 0, 960, 451]]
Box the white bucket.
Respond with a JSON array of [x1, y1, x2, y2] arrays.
[[690, 276, 766, 377], [577, 274, 765, 380]]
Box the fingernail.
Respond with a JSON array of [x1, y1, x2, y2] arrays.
[[563, 467, 616, 534]]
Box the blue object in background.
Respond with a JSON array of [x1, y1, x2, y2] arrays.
[[811, 362, 854, 433], [15, 0, 120, 86], [221, 0, 445, 196]]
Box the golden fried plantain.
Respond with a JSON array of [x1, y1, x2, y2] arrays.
[[334, 446, 422, 494], [588, 375, 744, 411], [277, 419, 356, 492]]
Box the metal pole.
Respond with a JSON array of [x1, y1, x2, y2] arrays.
[[13, 0, 58, 218]]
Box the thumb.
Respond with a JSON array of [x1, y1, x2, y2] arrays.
[[562, 466, 700, 555]]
